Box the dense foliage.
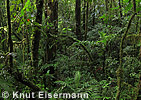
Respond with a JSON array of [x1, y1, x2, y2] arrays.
[[0, 0, 140, 100]]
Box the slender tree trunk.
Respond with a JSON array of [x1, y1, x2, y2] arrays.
[[32, 0, 43, 67], [7, 0, 13, 73], [103, 49, 105, 73], [116, 13, 136, 100], [75, 0, 82, 40], [93, 0, 95, 26], [133, 0, 137, 57], [133, 0, 136, 12], [44, 0, 48, 19], [85, 1, 88, 40], [105, 0, 108, 26], [83, 0, 86, 31], [0, 6, 5, 51], [6, 0, 42, 94], [44, 0, 58, 90], [118, 0, 122, 27], [105, 0, 108, 12], [139, 28, 141, 58], [46, 0, 58, 69], [110, 0, 112, 8]]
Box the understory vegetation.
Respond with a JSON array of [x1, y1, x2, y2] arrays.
[[0, 0, 140, 100]]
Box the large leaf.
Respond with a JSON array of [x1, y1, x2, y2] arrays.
[[74, 71, 81, 88]]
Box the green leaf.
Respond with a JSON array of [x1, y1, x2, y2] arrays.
[[10, 5, 15, 11], [63, 28, 66, 31], [104, 97, 112, 99], [26, 8, 30, 12], [110, 6, 119, 10], [21, 9, 24, 17], [123, 0, 129, 3], [99, 31, 106, 38], [123, 2, 133, 14], [1, 39, 6, 43], [74, 71, 81, 88], [0, 27, 4, 29], [11, 0, 16, 4], [99, 14, 106, 19], [4, 27, 7, 32], [25, 0, 31, 8], [67, 28, 72, 31]]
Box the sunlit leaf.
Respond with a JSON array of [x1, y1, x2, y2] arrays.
[[1, 39, 6, 43], [21, 9, 24, 17]]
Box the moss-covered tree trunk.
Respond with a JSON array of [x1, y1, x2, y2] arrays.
[[115, 13, 136, 100], [32, 0, 43, 68], [0, 5, 6, 51], [43, 0, 58, 90], [46, 0, 58, 73]]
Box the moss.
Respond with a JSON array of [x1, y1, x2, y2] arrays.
[[116, 13, 137, 100]]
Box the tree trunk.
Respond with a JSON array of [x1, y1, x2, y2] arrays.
[[7, 0, 13, 73], [75, 0, 82, 40], [115, 13, 136, 100], [44, 0, 58, 90], [93, 0, 95, 26], [0, 6, 5, 51], [85, 1, 88, 40], [46, 0, 58, 70], [110, 0, 113, 8], [105, 0, 108, 12], [32, 0, 43, 67], [133, 0, 136, 12], [83, 0, 86, 31]]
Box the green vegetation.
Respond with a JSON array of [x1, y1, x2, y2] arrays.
[[0, 0, 140, 100]]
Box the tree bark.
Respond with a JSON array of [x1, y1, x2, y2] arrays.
[[7, 0, 13, 74], [93, 0, 95, 26], [0, 5, 6, 51], [32, 0, 43, 67], [133, 0, 136, 12], [75, 0, 82, 40], [46, 0, 58, 69], [44, 0, 58, 90], [105, 0, 108, 12], [83, 0, 86, 31]]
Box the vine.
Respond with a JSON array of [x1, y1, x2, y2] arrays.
[[115, 13, 137, 100]]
